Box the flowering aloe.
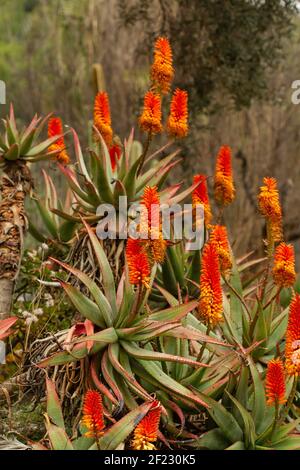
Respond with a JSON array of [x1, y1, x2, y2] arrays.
[[285, 294, 300, 376], [167, 89, 188, 138], [214, 145, 235, 207], [266, 358, 286, 406], [258, 177, 283, 244], [48, 117, 70, 165], [139, 91, 163, 135], [81, 390, 105, 440], [198, 242, 223, 328], [192, 174, 212, 227], [273, 242, 296, 288], [37, 220, 230, 417], [151, 37, 174, 94], [8, 36, 300, 452], [131, 400, 161, 450]]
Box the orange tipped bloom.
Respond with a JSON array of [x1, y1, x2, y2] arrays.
[[140, 185, 161, 236], [198, 242, 223, 327], [210, 225, 232, 274], [258, 177, 283, 243], [48, 117, 70, 165], [93, 92, 113, 146], [273, 242, 296, 288], [266, 358, 286, 406], [131, 401, 161, 450], [126, 238, 151, 288], [140, 186, 167, 264], [285, 294, 300, 375], [81, 390, 104, 438], [192, 174, 212, 227], [167, 89, 188, 138], [151, 37, 174, 94], [214, 145, 235, 206], [109, 144, 122, 172], [139, 91, 162, 135]]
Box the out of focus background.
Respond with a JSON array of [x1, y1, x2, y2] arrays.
[[1, 0, 300, 265]]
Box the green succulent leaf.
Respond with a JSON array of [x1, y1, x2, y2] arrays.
[[248, 358, 266, 434], [196, 391, 243, 443], [46, 422, 74, 450], [120, 340, 208, 368], [51, 258, 113, 327], [83, 220, 118, 320], [46, 378, 65, 430], [96, 401, 153, 450], [59, 281, 106, 328]]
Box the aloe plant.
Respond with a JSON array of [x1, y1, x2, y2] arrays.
[[0, 106, 63, 318], [37, 221, 235, 418]]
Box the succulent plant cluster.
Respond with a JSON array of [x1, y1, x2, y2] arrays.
[[1, 37, 300, 451]]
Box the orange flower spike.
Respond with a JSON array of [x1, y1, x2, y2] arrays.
[[151, 37, 174, 94], [167, 88, 188, 138], [285, 294, 300, 376], [273, 242, 296, 288], [140, 186, 167, 263], [192, 174, 212, 227], [214, 145, 235, 206], [258, 177, 283, 243], [93, 92, 113, 146], [126, 238, 151, 288], [131, 401, 161, 450], [81, 390, 105, 439], [139, 91, 163, 135], [140, 185, 161, 235], [148, 235, 167, 264], [210, 225, 232, 274], [198, 242, 223, 327], [265, 358, 286, 406], [47, 117, 70, 165]]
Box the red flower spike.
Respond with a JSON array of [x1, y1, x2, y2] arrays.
[[48, 117, 70, 165], [139, 91, 162, 135], [151, 37, 174, 94], [285, 294, 300, 376], [266, 358, 286, 406], [131, 400, 161, 450], [214, 145, 235, 206], [258, 177, 283, 243], [81, 390, 104, 439], [273, 242, 296, 288], [198, 242, 223, 327], [192, 174, 212, 227], [167, 88, 188, 138], [94, 92, 113, 146], [126, 238, 151, 288], [209, 225, 232, 274]]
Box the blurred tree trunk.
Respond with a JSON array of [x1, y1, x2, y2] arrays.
[[0, 162, 31, 319]]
